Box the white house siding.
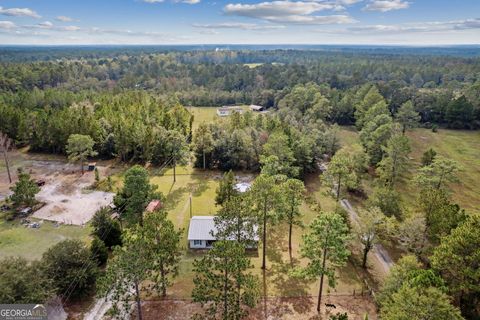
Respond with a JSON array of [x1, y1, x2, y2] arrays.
[[188, 216, 258, 249]]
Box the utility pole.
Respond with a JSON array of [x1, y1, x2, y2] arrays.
[[173, 159, 176, 183], [190, 195, 192, 218]]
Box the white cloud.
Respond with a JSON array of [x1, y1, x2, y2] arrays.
[[37, 21, 54, 29], [348, 18, 480, 33], [193, 22, 285, 30], [0, 7, 41, 18], [144, 0, 201, 4], [336, 0, 363, 4], [88, 27, 171, 38], [196, 29, 220, 35], [21, 21, 81, 33], [225, 1, 341, 16], [363, 0, 410, 12], [61, 25, 81, 32], [453, 18, 480, 30], [224, 1, 356, 24], [0, 20, 16, 29], [56, 16, 74, 22]]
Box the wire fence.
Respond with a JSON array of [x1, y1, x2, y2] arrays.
[[139, 291, 375, 303]]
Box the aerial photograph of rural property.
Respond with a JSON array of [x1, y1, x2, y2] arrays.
[[0, 0, 479, 319]]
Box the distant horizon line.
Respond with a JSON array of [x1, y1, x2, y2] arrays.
[[0, 43, 479, 48]]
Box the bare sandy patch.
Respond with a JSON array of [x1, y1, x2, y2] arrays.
[[33, 170, 113, 225]]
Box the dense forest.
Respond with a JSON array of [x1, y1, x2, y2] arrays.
[[0, 48, 479, 166], [1, 48, 479, 134]]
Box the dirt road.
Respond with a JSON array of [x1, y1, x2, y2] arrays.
[[340, 199, 394, 275]]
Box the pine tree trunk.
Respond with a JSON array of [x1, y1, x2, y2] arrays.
[[317, 247, 328, 313], [139, 211, 143, 227], [362, 246, 369, 269], [2, 147, 11, 183], [288, 222, 293, 252], [336, 175, 342, 201], [135, 281, 143, 320], [203, 150, 206, 169], [262, 199, 267, 270], [237, 275, 241, 317], [223, 258, 228, 319]]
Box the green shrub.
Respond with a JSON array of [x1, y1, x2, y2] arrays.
[[91, 236, 108, 266]]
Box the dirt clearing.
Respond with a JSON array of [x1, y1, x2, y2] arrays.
[[0, 153, 114, 225], [32, 164, 113, 225]]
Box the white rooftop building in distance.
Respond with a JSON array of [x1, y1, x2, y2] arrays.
[[187, 215, 259, 249], [216, 106, 243, 117], [234, 182, 251, 193], [249, 104, 264, 112]]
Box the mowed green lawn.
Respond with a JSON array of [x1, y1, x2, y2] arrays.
[[0, 219, 91, 261], [188, 107, 218, 130], [188, 106, 251, 130], [128, 165, 367, 299]]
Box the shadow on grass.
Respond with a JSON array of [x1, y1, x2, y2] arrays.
[[304, 172, 322, 195], [265, 223, 288, 265], [164, 185, 189, 211], [261, 223, 314, 317], [163, 171, 211, 208], [186, 178, 209, 197]]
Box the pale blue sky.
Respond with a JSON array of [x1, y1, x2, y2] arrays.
[[0, 0, 478, 44]]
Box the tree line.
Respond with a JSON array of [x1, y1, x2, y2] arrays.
[[0, 91, 192, 163], [1, 49, 479, 130]]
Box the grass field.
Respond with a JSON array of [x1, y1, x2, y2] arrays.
[[404, 128, 480, 213], [187, 106, 252, 130], [244, 63, 263, 68], [187, 107, 218, 130], [0, 219, 91, 261], [336, 127, 480, 214], [243, 63, 284, 68], [118, 165, 365, 298]]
